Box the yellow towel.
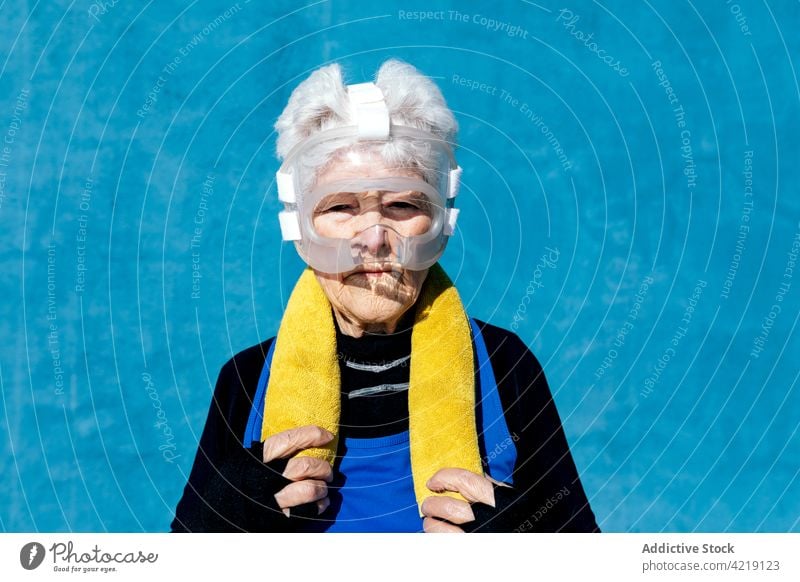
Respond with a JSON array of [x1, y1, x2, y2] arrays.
[[260, 263, 483, 517]]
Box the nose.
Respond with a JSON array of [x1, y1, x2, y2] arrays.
[[350, 224, 392, 260]]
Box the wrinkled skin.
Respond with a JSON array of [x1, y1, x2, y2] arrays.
[[311, 151, 431, 336], [263, 425, 334, 517], [421, 469, 511, 533]]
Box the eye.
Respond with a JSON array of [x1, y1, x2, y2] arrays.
[[325, 203, 355, 212], [386, 201, 420, 210], [315, 197, 358, 214]]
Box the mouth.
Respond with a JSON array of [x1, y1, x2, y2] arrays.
[[345, 264, 403, 280]]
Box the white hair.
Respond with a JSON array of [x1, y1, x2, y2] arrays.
[[274, 59, 458, 194]]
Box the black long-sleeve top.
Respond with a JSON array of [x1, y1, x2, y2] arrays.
[[170, 317, 600, 533]]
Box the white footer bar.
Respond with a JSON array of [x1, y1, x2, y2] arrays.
[[1, 533, 798, 581]]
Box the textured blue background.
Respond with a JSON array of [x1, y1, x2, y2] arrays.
[[1, 0, 798, 532]]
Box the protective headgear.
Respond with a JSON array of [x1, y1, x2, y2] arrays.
[[275, 82, 462, 274]]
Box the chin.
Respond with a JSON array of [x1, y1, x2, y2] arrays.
[[344, 291, 406, 317], [313, 266, 427, 331]]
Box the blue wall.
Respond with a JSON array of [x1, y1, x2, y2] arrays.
[[1, 0, 798, 532]]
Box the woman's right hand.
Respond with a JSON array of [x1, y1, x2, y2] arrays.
[[262, 425, 335, 517]]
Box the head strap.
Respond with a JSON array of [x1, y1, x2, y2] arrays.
[[346, 82, 390, 140]]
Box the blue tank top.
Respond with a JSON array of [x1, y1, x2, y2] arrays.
[[241, 318, 517, 532]]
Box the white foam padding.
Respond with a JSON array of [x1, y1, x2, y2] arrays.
[[278, 210, 302, 241], [444, 207, 460, 236], [276, 170, 296, 203], [347, 82, 390, 140], [448, 166, 462, 199]]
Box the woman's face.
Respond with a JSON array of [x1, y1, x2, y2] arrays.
[[311, 152, 431, 335]]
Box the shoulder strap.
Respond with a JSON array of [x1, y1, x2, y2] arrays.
[[241, 338, 277, 447], [469, 318, 517, 484]]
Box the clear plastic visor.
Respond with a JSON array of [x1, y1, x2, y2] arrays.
[[302, 176, 445, 270], [305, 176, 444, 241], [276, 125, 459, 273]]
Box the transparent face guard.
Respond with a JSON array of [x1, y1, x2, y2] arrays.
[[276, 125, 462, 274]]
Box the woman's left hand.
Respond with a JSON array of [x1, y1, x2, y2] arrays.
[[421, 468, 510, 533]]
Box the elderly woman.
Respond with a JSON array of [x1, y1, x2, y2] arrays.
[[170, 59, 599, 533]]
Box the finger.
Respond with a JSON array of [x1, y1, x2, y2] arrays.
[[273, 479, 328, 510], [263, 425, 335, 462], [277, 496, 329, 518], [423, 516, 465, 533], [283, 456, 334, 483], [287, 500, 324, 519], [485, 474, 513, 488], [420, 495, 474, 524], [426, 468, 495, 506]]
